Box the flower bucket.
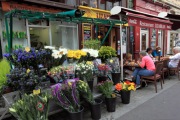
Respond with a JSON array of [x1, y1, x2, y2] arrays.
[[90, 98, 103, 120], [68, 106, 84, 120], [111, 72, 120, 85], [97, 76, 108, 83], [87, 79, 94, 92], [105, 97, 116, 112], [121, 90, 131, 104]]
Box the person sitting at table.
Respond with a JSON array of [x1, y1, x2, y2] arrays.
[[161, 47, 180, 68], [132, 51, 156, 89], [152, 46, 162, 59], [146, 47, 154, 58], [123, 53, 133, 75]]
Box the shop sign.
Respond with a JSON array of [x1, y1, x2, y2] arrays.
[[128, 17, 172, 30], [2, 1, 60, 13], [78, 6, 110, 19]]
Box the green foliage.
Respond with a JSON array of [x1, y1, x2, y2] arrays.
[[98, 46, 117, 60], [0, 59, 11, 90], [9, 92, 51, 120], [83, 39, 101, 50]]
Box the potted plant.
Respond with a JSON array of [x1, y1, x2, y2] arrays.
[[94, 62, 111, 83], [76, 80, 103, 120], [97, 80, 116, 112], [0, 59, 11, 94], [83, 39, 100, 50], [75, 61, 94, 91], [106, 57, 121, 85], [67, 50, 87, 64], [51, 79, 83, 120], [9, 92, 51, 120], [98, 46, 117, 63], [6, 67, 48, 94], [115, 81, 136, 104]]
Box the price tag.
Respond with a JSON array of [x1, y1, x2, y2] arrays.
[[33, 89, 41, 95]]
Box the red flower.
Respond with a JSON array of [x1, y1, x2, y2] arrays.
[[36, 102, 44, 112], [125, 80, 131, 85]]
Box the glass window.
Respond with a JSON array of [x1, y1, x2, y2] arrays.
[[90, 0, 97, 8], [106, 1, 112, 10], [98, 0, 105, 9], [66, 0, 76, 6], [114, 2, 120, 6], [151, 29, 156, 50], [51, 21, 79, 49], [128, 0, 134, 9]]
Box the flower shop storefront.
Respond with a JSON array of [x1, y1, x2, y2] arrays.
[[0, 9, 132, 120]]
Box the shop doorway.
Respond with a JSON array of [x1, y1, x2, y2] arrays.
[[140, 29, 149, 51], [28, 27, 50, 49]]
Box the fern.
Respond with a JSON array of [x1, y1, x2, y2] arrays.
[[0, 59, 11, 89]]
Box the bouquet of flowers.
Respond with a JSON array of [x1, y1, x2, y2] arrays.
[[67, 50, 87, 63], [81, 49, 99, 61], [94, 61, 111, 77], [6, 67, 48, 93], [97, 80, 116, 98], [9, 92, 51, 120], [51, 79, 81, 112], [75, 61, 94, 81], [48, 65, 75, 83], [115, 81, 136, 91], [106, 57, 120, 73], [76, 80, 95, 104], [51, 48, 67, 66]]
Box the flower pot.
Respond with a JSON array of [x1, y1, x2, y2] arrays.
[[121, 90, 131, 104], [105, 97, 116, 112], [111, 72, 120, 85], [68, 106, 84, 120], [87, 79, 94, 92], [97, 76, 108, 83], [90, 98, 103, 120]]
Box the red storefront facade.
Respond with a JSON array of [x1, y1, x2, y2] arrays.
[[128, 0, 172, 59]]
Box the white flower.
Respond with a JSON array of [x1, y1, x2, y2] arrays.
[[45, 46, 55, 50]]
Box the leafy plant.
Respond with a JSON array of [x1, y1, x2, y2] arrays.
[[9, 92, 51, 120], [83, 39, 101, 50], [76, 80, 95, 104], [0, 59, 11, 94], [98, 46, 117, 61], [97, 80, 116, 98]]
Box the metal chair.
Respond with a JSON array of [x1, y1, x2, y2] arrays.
[[141, 62, 164, 93]]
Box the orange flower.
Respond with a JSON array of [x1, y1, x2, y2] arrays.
[[115, 83, 122, 91]]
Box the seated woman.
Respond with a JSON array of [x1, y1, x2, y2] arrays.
[[146, 47, 154, 58], [123, 53, 134, 75], [132, 51, 155, 89]]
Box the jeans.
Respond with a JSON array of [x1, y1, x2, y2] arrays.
[[132, 68, 155, 85]]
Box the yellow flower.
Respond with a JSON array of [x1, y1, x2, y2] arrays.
[[26, 69, 31, 73], [81, 51, 87, 56], [110, 59, 113, 63], [128, 87, 131, 91], [123, 84, 126, 90], [86, 61, 93, 65], [68, 82, 72, 86], [67, 50, 74, 58], [111, 93, 116, 98], [25, 47, 30, 52]]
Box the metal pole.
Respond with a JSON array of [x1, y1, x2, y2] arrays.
[[119, 14, 123, 81], [5, 17, 10, 53], [101, 24, 113, 46], [9, 13, 13, 53]]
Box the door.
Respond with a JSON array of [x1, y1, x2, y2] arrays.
[[140, 29, 149, 51]]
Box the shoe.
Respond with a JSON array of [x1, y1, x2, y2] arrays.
[[124, 76, 133, 81], [136, 84, 141, 89]]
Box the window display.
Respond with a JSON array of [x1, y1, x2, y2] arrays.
[[151, 29, 156, 50]]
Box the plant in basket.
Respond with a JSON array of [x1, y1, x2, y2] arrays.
[[9, 92, 51, 120], [51, 79, 83, 120], [115, 81, 136, 104], [106, 57, 121, 85], [6, 67, 48, 94], [97, 80, 116, 112], [76, 80, 103, 120]]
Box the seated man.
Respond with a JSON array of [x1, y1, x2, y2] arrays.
[[132, 51, 155, 88], [152, 46, 162, 59], [161, 47, 180, 68]]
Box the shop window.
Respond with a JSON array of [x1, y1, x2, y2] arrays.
[[169, 32, 179, 54], [114, 1, 120, 6], [80, 0, 89, 6], [51, 21, 78, 49], [151, 29, 156, 50], [90, 0, 98, 8], [140, 28, 149, 51], [66, 0, 76, 6], [127, 0, 134, 9], [98, 0, 105, 9], [106, 1, 112, 10]]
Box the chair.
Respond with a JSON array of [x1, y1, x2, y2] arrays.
[[168, 60, 180, 80], [140, 62, 163, 93], [162, 59, 170, 81]]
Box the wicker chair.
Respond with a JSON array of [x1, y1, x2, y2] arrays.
[[141, 62, 163, 93]]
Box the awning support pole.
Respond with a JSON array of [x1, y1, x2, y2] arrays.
[[5, 17, 10, 53], [101, 23, 113, 46], [10, 13, 13, 53], [119, 14, 123, 81]]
